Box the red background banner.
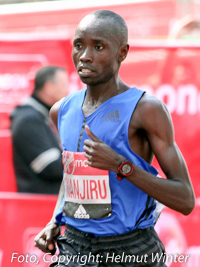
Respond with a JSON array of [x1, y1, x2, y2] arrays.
[[0, 2, 200, 266]]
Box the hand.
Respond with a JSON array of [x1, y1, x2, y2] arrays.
[[34, 223, 60, 255], [83, 125, 125, 172]]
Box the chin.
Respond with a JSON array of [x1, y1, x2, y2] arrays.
[[80, 77, 99, 86]]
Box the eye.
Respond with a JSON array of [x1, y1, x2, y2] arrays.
[[95, 44, 104, 50], [74, 42, 83, 50]]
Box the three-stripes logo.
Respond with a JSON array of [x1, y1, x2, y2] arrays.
[[102, 110, 121, 123]]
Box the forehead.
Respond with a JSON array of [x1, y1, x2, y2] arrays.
[[74, 15, 119, 44]]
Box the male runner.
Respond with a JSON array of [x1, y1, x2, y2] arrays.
[[34, 10, 195, 266]]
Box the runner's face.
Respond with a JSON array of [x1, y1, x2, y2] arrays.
[[72, 16, 120, 86]]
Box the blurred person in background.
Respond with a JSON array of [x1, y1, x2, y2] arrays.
[[10, 66, 68, 194], [168, 14, 200, 40]]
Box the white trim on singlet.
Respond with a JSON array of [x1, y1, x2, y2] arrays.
[[30, 148, 61, 174]]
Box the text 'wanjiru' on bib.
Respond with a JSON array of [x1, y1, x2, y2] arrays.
[[62, 151, 112, 219]]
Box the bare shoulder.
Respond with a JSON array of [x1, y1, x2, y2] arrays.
[[134, 93, 173, 132], [49, 98, 65, 128], [138, 93, 167, 114]]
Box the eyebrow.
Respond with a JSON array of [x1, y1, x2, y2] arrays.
[[73, 37, 107, 44], [73, 38, 82, 43]]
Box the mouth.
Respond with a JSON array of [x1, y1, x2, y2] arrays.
[[81, 69, 92, 73], [78, 67, 93, 77]]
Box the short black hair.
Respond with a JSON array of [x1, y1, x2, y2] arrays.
[[34, 66, 66, 92], [90, 10, 128, 45]]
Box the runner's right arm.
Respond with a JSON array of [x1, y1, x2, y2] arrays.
[[34, 181, 64, 254]]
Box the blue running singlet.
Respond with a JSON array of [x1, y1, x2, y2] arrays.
[[56, 87, 162, 236]]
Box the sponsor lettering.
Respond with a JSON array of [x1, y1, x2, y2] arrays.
[[140, 84, 200, 115], [75, 159, 88, 168], [74, 204, 90, 219], [102, 117, 121, 123], [63, 153, 88, 175], [0, 74, 29, 90]]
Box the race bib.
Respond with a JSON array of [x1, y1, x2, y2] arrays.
[[62, 151, 112, 219]]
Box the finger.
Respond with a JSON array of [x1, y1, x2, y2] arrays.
[[34, 232, 45, 248], [34, 238, 50, 253], [34, 238, 46, 248], [85, 125, 101, 142], [34, 230, 45, 242], [84, 152, 92, 162], [46, 231, 55, 249], [83, 140, 94, 149]]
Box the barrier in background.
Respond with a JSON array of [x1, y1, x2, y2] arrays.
[[0, 0, 176, 39], [0, 192, 57, 267], [0, 133, 16, 192]]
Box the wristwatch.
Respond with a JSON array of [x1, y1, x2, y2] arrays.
[[116, 159, 134, 180]]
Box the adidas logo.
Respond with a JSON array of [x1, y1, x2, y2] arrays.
[[74, 204, 90, 219], [102, 110, 121, 123]]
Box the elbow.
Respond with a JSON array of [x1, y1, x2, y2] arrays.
[[181, 192, 196, 216], [182, 201, 195, 216], [177, 181, 195, 215]]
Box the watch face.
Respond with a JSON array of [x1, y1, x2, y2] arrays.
[[122, 163, 132, 175]]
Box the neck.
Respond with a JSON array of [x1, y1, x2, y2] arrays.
[[32, 93, 51, 110], [85, 77, 128, 106], [82, 77, 130, 117]]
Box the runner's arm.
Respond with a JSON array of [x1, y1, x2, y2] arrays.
[[83, 96, 195, 215], [130, 95, 195, 215], [34, 181, 64, 254]]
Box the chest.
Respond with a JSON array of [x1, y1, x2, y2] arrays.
[[82, 103, 99, 118]]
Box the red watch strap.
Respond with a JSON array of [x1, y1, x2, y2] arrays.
[[116, 175, 124, 181], [116, 160, 134, 180]]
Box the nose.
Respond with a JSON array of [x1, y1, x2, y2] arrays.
[[80, 47, 93, 62]]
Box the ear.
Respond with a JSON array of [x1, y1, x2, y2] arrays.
[[118, 44, 129, 63]]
